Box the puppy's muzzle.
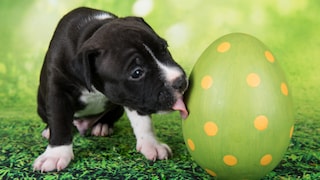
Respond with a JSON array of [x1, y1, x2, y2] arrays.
[[172, 76, 188, 94], [171, 76, 189, 119]]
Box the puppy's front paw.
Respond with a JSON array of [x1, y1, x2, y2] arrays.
[[137, 140, 172, 161], [33, 145, 74, 172]]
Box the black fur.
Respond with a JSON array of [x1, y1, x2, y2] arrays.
[[37, 7, 187, 146]]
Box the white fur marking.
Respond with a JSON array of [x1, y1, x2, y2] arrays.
[[74, 86, 107, 118], [143, 44, 183, 82], [124, 107, 172, 160], [33, 144, 74, 172], [77, 12, 114, 29], [93, 13, 114, 20]]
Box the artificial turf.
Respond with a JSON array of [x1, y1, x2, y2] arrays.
[[0, 101, 319, 179]]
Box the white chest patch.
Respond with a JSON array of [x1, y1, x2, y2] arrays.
[[74, 87, 108, 118]]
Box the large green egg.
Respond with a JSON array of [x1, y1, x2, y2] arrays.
[[183, 33, 294, 179]]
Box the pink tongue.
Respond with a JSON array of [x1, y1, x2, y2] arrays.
[[172, 98, 189, 119]]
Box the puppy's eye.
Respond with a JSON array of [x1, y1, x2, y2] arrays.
[[130, 67, 145, 80]]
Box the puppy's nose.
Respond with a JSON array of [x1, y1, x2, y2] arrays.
[[172, 76, 188, 93]]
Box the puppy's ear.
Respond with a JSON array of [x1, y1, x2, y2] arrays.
[[72, 49, 100, 91], [129, 17, 153, 29]]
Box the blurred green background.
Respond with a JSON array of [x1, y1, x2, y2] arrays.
[[0, 0, 319, 111], [0, 0, 319, 178]]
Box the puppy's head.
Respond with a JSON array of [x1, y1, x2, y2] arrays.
[[74, 17, 188, 118]]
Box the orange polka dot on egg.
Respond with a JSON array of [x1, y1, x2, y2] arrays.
[[217, 42, 231, 53], [187, 138, 195, 151], [205, 169, 217, 176], [223, 155, 238, 166], [254, 115, 269, 131], [290, 126, 294, 138], [204, 121, 218, 136], [260, 154, 272, 166], [201, 75, 213, 90], [281, 82, 289, 96], [265, 51, 275, 63], [246, 73, 261, 87]]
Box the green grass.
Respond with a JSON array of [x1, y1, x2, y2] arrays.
[[0, 109, 212, 179], [0, 103, 319, 179]]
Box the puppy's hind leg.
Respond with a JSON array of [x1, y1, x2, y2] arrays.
[[73, 105, 123, 136], [91, 105, 124, 136], [37, 93, 51, 140], [41, 128, 50, 139]]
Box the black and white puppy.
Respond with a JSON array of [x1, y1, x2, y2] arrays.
[[33, 7, 189, 172]]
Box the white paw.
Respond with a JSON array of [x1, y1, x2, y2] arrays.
[[33, 145, 74, 172], [137, 140, 172, 161], [41, 128, 50, 139], [91, 123, 113, 136]]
